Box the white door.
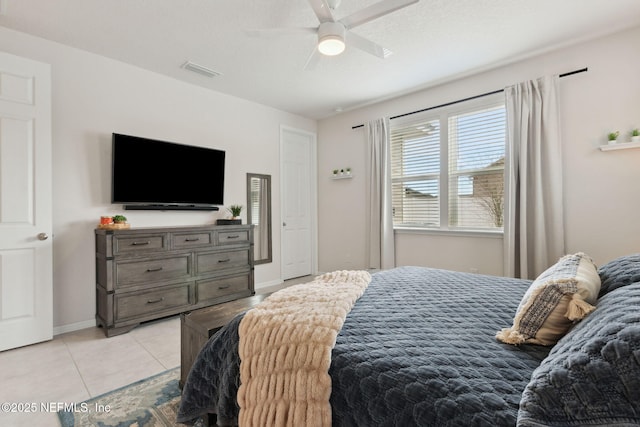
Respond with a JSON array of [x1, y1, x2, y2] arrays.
[[280, 126, 316, 280], [0, 51, 53, 352]]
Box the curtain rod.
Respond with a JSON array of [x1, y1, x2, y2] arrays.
[[351, 67, 588, 129]]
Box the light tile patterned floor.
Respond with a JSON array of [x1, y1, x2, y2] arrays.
[[0, 278, 310, 427], [0, 315, 180, 427]]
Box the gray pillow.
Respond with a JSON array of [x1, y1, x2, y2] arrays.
[[597, 253, 640, 297], [517, 282, 640, 426]]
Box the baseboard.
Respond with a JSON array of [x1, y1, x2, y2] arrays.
[[53, 319, 96, 336], [255, 279, 284, 290]]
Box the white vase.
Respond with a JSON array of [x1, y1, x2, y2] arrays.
[[632, 135, 640, 143], [608, 139, 617, 145]]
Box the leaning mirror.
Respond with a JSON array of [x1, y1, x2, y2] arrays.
[[246, 173, 272, 265]]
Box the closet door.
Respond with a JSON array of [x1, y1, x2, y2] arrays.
[[280, 126, 316, 280]]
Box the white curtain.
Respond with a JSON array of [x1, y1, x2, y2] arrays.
[[504, 75, 565, 279], [365, 118, 395, 270]]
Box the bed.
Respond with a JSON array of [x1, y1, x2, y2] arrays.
[[177, 254, 640, 427]]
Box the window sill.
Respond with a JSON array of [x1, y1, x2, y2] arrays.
[[394, 227, 504, 239]]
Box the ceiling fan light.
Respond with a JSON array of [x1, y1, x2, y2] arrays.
[[317, 21, 346, 56], [318, 35, 345, 56]]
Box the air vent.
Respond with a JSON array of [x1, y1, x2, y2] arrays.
[[181, 61, 222, 78]]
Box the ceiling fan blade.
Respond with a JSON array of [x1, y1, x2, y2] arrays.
[[340, 0, 419, 30], [307, 0, 335, 23], [346, 31, 391, 59], [303, 48, 321, 70], [244, 27, 317, 37]]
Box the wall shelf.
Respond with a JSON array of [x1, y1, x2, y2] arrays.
[[599, 141, 640, 151], [331, 174, 353, 180]]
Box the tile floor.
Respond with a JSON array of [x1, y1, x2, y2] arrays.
[[0, 315, 180, 427], [0, 278, 310, 427]]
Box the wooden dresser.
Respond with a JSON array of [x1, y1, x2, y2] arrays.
[[95, 224, 254, 337]]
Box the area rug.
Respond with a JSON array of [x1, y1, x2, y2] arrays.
[[57, 367, 202, 427]]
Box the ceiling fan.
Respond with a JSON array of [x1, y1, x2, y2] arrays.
[[246, 0, 420, 69]]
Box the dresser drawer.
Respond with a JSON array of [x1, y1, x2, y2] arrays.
[[115, 255, 191, 288], [115, 283, 192, 321], [113, 234, 167, 255], [196, 249, 249, 274], [217, 229, 250, 245], [173, 232, 212, 249], [197, 274, 251, 304]]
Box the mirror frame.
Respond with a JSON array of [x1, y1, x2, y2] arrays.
[[246, 173, 272, 265]]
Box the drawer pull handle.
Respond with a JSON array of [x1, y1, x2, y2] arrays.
[[226, 235, 240, 239], [147, 297, 165, 304], [132, 241, 150, 246], [146, 267, 164, 272], [185, 237, 200, 242], [218, 285, 230, 290], [218, 258, 231, 263]]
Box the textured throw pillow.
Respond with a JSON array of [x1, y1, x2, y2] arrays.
[[518, 282, 640, 426], [496, 252, 601, 346], [597, 253, 640, 298]]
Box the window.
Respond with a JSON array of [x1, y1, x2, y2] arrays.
[[390, 98, 506, 231]]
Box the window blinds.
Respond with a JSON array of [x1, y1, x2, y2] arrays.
[[390, 102, 505, 230], [448, 105, 506, 229], [390, 119, 441, 227]]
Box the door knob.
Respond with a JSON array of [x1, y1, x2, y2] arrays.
[[37, 232, 49, 241]]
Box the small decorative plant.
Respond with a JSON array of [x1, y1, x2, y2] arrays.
[[345, 167, 351, 174], [112, 214, 127, 224], [229, 204, 242, 219], [608, 131, 620, 142], [632, 129, 639, 137], [332, 169, 339, 176]]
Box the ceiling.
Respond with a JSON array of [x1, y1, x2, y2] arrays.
[[1, 0, 640, 119]]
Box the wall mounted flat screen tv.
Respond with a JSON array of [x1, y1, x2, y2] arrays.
[[112, 133, 225, 210]]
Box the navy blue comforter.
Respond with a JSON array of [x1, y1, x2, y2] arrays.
[[178, 266, 551, 426]]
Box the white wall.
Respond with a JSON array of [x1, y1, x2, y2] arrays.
[[318, 25, 640, 276], [2, 24, 638, 332], [0, 27, 316, 332]]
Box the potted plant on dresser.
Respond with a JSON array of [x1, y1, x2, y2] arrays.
[[217, 205, 242, 225], [98, 214, 130, 229]]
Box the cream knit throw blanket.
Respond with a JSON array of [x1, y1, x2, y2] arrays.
[[237, 270, 372, 427]]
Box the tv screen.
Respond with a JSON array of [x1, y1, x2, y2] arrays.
[[111, 133, 225, 210]]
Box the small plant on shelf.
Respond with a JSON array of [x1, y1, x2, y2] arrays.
[[608, 131, 620, 144], [112, 214, 127, 224], [229, 204, 242, 219], [632, 129, 640, 143]]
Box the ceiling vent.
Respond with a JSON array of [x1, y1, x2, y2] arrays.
[[181, 61, 222, 78]]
